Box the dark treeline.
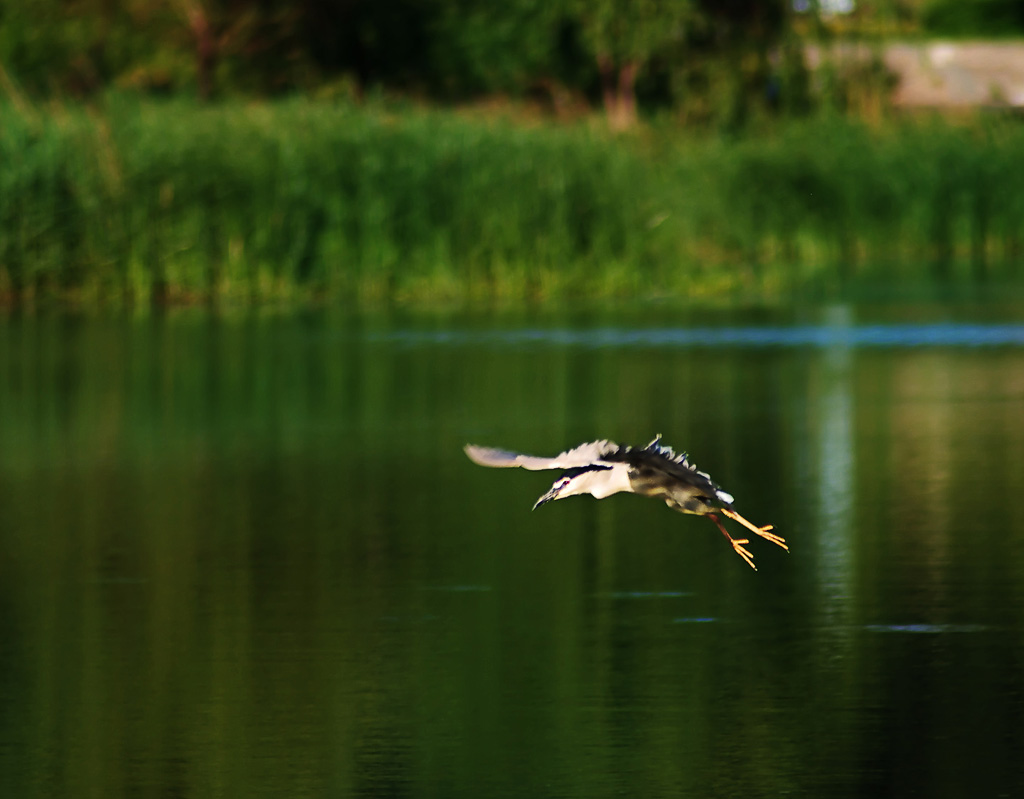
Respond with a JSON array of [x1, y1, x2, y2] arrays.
[[2, 0, 802, 124], [1, 0, 848, 127], [6, 1, 1024, 125]]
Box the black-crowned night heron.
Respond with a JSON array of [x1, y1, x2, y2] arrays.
[[464, 435, 786, 570]]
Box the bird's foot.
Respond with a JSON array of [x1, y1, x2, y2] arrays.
[[721, 508, 788, 552], [729, 537, 757, 571], [707, 513, 758, 570]]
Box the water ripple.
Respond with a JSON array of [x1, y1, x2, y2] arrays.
[[603, 590, 693, 599], [370, 323, 1024, 350], [864, 623, 989, 634]]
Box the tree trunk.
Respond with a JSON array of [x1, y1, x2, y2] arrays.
[[597, 55, 639, 130], [188, 7, 217, 100]]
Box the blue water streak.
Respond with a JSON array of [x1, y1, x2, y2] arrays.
[[371, 323, 1024, 350]]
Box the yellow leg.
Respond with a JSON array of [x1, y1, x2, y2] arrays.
[[707, 513, 758, 570], [721, 508, 788, 552]]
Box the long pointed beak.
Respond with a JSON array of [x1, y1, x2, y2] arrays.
[[533, 488, 559, 510]]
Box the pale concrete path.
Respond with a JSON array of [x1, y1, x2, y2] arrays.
[[808, 41, 1024, 107]]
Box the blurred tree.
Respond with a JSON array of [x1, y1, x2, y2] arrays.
[[162, 0, 313, 97], [300, 0, 436, 94], [172, 0, 220, 99], [0, 0, 311, 97], [0, 0, 794, 124], [0, 0, 115, 94], [427, 0, 566, 97], [922, 0, 1024, 36], [573, 0, 698, 128], [675, 0, 788, 129]]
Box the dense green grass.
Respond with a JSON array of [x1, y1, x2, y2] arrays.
[[2, 97, 1024, 305]]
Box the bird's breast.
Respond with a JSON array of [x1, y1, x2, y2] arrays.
[[587, 463, 634, 499]]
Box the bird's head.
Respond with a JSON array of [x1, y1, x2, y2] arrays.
[[533, 475, 575, 509], [532, 466, 611, 510]]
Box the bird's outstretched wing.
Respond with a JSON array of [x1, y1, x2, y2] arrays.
[[464, 439, 620, 471]]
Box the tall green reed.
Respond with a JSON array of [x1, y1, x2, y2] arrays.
[[2, 98, 1024, 306], [702, 117, 1024, 288]]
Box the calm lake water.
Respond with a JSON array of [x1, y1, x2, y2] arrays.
[[2, 302, 1024, 798]]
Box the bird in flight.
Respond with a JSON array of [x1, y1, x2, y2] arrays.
[[464, 435, 786, 570]]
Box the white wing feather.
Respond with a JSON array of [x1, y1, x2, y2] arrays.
[[464, 440, 620, 471]]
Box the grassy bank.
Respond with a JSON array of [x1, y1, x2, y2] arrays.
[[3, 98, 1024, 306]]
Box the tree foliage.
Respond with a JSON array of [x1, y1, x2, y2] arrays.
[[0, 0, 795, 124], [922, 0, 1024, 36], [573, 0, 697, 127]]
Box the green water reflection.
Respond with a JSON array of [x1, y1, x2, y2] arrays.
[[1, 308, 1023, 797]]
